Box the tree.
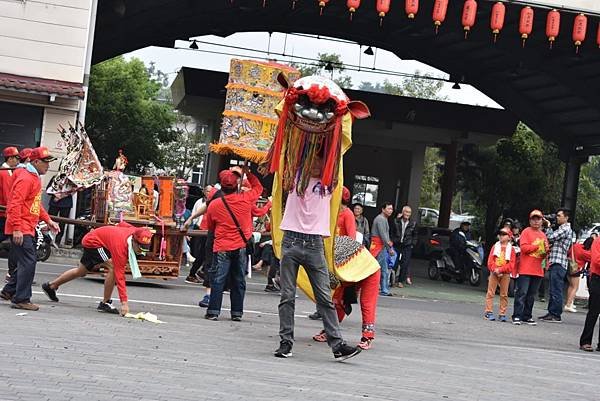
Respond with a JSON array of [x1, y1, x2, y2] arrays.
[[577, 156, 600, 228], [292, 53, 353, 88], [86, 57, 176, 173], [358, 71, 447, 101], [160, 114, 207, 179], [420, 148, 443, 209]]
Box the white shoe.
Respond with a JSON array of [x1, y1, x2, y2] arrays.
[[564, 305, 577, 313], [186, 252, 196, 263]]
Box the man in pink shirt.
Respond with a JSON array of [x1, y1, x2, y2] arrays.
[[274, 156, 361, 361]]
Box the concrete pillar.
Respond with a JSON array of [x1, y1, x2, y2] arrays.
[[561, 156, 586, 226], [406, 144, 426, 211], [439, 141, 458, 228]]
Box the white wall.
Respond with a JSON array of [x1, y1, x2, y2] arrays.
[[0, 0, 92, 83]]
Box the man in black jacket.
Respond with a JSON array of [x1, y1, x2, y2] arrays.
[[391, 206, 418, 287]]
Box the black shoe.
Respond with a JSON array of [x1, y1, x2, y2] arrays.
[[198, 295, 210, 308], [333, 342, 362, 361], [231, 316, 242, 322], [42, 282, 59, 302], [0, 290, 13, 301], [264, 285, 279, 293], [523, 318, 537, 326], [308, 311, 322, 320], [539, 314, 562, 323], [97, 300, 119, 314], [274, 341, 293, 358], [205, 314, 218, 321]]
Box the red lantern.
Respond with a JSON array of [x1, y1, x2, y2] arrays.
[[462, 0, 477, 39], [432, 0, 449, 34], [347, 0, 361, 21], [318, 0, 329, 15], [490, 2, 505, 43], [545, 9, 560, 49], [377, 0, 391, 27], [405, 0, 418, 19], [573, 13, 588, 53], [597, 22, 600, 48], [519, 6, 534, 47]]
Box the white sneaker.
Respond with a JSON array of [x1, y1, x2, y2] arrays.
[[186, 252, 196, 263], [564, 304, 577, 313]]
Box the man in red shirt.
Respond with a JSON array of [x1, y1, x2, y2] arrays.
[[42, 224, 153, 315], [580, 236, 600, 351], [0, 147, 60, 310], [0, 146, 20, 242], [204, 166, 262, 321]]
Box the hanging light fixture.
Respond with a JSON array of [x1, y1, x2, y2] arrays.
[[432, 0, 449, 34], [405, 0, 418, 19], [452, 82, 461, 90], [364, 46, 374, 55], [519, 6, 534, 48], [376, 0, 391, 27], [490, 2, 505, 43], [572, 13, 588, 54], [545, 9, 560, 49], [461, 0, 477, 39], [189, 40, 198, 49], [347, 0, 361, 21]]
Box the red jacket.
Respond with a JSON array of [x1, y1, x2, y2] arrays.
[[82, 222, 138, 302], [591, 237, 600, 277], [252, 200, 272, 218], [570, 243, 591, 270], [0, 165, 14, 217], [5, 167, 50, 236], [486, 242, 516, 275], [517, 227, 548, 277], [337, 207, 357, 240], [206, 173, 263, 252]]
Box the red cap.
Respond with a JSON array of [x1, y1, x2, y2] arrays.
[[3, 147, 18, 158], [342, 186, 351, 203], [19, 148, 32, 161], [30, 146, 57, 162], [219, 170, 239, 189], [529, 209, 543, 219], [133, 227, 153, 251]]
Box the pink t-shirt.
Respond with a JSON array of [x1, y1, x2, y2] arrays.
[[280, 177, 331, 237]]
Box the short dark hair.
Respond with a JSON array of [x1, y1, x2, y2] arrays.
[[221, 186, 236, 195], [556, 208, 571, 220], [352, 203, 364, 209], [380, 202, 393, 210], [583, 236, 595, 250]]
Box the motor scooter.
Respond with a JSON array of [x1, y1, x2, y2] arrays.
[[428, 234, 482, 286]]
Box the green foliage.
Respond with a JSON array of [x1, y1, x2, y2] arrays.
[[160, 114, 207, 179], [87, 56, 177, 173], [292, 53, 353, 88], [420, 147, 443, 209], [577, 156, 600, 228], [359, 72, 447, 101]]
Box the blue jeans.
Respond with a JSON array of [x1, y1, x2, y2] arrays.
[[547, 263, 567, 318], [512, 274, 542, 321], [377, 249, 390, 295], [207, 248, 247, 317], [2, 235, 36, 304]]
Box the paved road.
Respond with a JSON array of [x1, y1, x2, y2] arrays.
[[1, 260, 599, 401]]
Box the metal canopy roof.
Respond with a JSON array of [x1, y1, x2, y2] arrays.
[[93, 0, 600, 158]]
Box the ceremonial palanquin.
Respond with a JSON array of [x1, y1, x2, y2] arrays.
[[210, 59, 300, 162]]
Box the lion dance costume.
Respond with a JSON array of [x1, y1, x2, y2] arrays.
[[267, 74, 380, 347]]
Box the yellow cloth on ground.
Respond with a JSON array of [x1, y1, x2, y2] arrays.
[[271, 108, 353, 302]]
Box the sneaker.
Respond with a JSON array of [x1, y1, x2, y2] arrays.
[[524, 318, 537, 326], [498, 315, 508, 322], [580, 344, 594, 352], [484, 312, 496, 321], [539, 314, 562, 323], [97, 300, 119, 314], [539, 297, 546, 302], [272, 277, 281, 290], [357, 337, 373, 350], [512, 318, 522, 325], [185, 275, 201, 284], [312, 330, 328, 343], [204, 314, 218, 321], [42, 282, 59, 302], [0, 290, 13, 301], [264, 285, 279, 293], [564, 304, 577, 313], [198, 294, 210, 308], [11, 302, 39, 311], [406, 278, 412, 285], [231, 316, 242, 322], [333, 342, 362, 361], [4, 273, 9, 283], [308, 311, 322, 320], [274, 341, 293, 358], [379, 292, 393, 297]]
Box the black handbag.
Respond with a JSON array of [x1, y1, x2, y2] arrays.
[[220, 196, 254, 255]]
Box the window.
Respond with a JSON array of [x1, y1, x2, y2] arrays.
[[352, 175, 379, 208]]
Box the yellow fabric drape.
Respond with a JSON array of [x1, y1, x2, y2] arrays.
[[271, 108, 353, 302]]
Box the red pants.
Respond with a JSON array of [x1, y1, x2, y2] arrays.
[[333, 269, 381, 339]]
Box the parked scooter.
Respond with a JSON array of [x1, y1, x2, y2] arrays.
[[35, 221, 54, 262], [428, 234, 482, 286]]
